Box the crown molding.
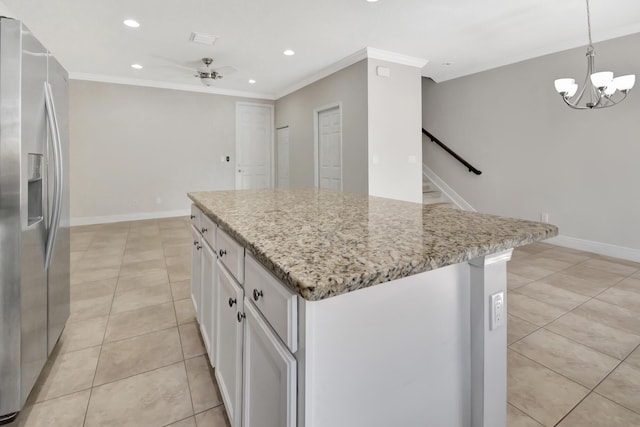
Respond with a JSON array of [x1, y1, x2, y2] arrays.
[[276, 47, 428, 99], [70, 46, 429, 101], [69, 72, 276, 100], [275, 48, 369, 99], [365, 48, 429, 68]]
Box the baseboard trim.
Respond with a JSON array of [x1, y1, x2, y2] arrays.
[[546, 235, 640, 263], [70, 209, 190, 226], [422, 164, 476, 212]]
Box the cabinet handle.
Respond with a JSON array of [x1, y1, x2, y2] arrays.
[[237, 312, 246, 322], [196, 244, 202, 250], [219, 249, 227, 257], [228, 297, 237, 307], [253, 289, 263, 301], [201, 227, 207, 233], [193, 240, 198, 246], [190, 215, 196, 219]]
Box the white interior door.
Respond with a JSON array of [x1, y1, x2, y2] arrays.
[[317, 107, 342, 191], [236, 103, 273, 190], [276, 127, 290, 189]]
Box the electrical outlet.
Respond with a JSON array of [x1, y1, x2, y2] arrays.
[[540, 212, 549, 223], [490, 292, 505, 331]]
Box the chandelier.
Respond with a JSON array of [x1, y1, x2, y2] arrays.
[[553, 0, 635, 109]]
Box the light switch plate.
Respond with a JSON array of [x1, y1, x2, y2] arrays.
[[490, 292, 505, 331]]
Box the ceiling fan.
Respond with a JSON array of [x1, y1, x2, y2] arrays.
[[195, 57, 228, 86]]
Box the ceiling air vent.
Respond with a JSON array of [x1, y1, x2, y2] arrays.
[[189, 32, 217, 46]]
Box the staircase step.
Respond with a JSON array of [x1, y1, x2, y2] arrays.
[[422, 182, 437, 192], [422, 192, 443, 205], [422, 190, 441, 198]]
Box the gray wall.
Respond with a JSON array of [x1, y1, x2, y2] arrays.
[[70, 80, 272, 222], [275, 60, 368, 194], [423, 32, 640, 250]]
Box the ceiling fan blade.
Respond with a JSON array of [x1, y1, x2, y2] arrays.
[[149, 54, 194, 72], [211, 66, 238, 76]]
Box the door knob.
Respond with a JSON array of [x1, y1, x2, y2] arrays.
[[228, 297, 237, 307], [253, 289, 263, 301], [237, 312, 246, 322]]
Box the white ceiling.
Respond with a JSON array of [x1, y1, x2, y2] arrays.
[[3, 0, 640, 99]]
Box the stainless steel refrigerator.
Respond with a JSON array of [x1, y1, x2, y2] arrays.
[[0, 17, 70, 423]]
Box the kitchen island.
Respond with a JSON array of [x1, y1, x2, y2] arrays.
[[187, 189, 557, 427]]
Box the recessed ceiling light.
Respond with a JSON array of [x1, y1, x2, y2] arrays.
[[248, 79, 256, 84], [283, 49, 295, 56], [366, 0, 379, 2], [131, 64, 143, 69], [123, 19, 140, 28]]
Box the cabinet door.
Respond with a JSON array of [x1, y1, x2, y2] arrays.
[[242, 300, 296, 427], [215, 261, 244, 427], [200, 240, 216, 364], [190, 225, 202, 323]]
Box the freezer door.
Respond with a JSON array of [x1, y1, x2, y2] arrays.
[[18, 20, 50, 407], [46, 56, 70, 356], [0, 18, 23, 417]]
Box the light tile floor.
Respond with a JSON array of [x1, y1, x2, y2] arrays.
[[6, 218, 640, 426], [507, 242, 640, 427], [8, 217, 230, 427]]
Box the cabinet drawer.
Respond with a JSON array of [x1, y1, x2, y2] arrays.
[[190, 204, 201, 230], [217, 228, 245, 284], [200, 214, 216, 249], [245, 254, 297, 353]]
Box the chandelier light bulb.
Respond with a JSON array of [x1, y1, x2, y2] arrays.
[[590, 71, 614, 89], [566, 83, 579, 98], [554, 78, 575, 95], [604, 83, 617, 96], [614, 75, 636, 92]]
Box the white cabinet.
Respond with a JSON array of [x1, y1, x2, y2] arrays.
[[215, 260, 245, 427], [190, 224, 202, 323], [195, 211, 298, 427], [200, 240, 216, 361], [191, 204, 217, 367], [242, 300, 296, 427]]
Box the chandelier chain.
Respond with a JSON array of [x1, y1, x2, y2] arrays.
[[586, 0, 593, 47]]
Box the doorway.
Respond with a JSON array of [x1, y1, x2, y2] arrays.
[[236, 103, 274, 190], [314, 104, 342, 191], [276, 127, 290, 189]]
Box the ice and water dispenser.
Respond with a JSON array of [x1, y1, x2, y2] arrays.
[[27, 153, 43, 226]]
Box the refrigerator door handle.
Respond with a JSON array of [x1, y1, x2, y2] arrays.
[[43, 81, 63, 272]]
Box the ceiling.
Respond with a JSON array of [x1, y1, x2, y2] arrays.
[[2, 0, 640, 99]]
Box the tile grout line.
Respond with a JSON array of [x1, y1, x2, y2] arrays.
[[508, 249, 640, 425], [510, 335, 640, 425], [174, 300, 198, 419], [552, 341, 640, 426], [83, 223, 130, 427]]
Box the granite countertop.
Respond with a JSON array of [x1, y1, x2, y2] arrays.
[[188, 189, 557, 301]]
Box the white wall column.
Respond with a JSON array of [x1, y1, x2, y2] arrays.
[[468, 249, 512, 427], [367, 50, 427, 203]]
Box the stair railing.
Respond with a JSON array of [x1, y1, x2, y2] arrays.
[[422, 129, 482, 175]]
